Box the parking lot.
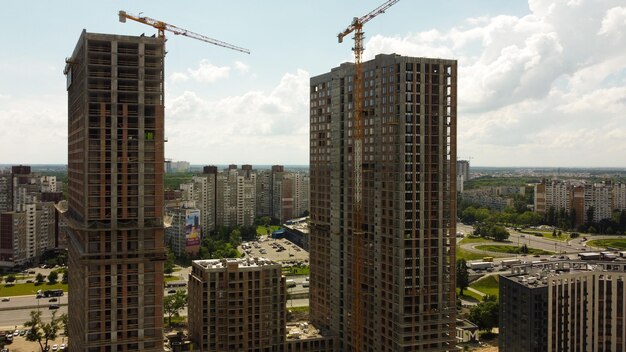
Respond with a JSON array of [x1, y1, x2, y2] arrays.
[[239, 236, 309, 265]]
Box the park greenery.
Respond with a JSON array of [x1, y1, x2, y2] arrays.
[[474, 244, 552, 255], [469, 295, 499, 333], [164, 290, 187, 326], [471, 223, 510, 242], [469, 276, 500, 298], [587, 238, 626, 250]]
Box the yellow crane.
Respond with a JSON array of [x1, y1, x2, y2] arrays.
[[337, 1, 399, 350], [119, 10, 250, 54]]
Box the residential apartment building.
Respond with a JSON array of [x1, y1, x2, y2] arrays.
[[534, 180, 624, 226], [500, 261, 626, 352], [0, 166, 60, 268], [216, 165, 256, 228], [64, 31, 165, 351], [310, 54, 457, 351], [164, 202, 201, 257], [192, 166, 218, 233], [256, 166, 310, 223], [188, 258, 286, 351]]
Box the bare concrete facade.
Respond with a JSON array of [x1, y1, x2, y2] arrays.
[[309, 54, 457, 351], [65, 30, 166, 351]]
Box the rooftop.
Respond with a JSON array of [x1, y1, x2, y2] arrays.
[[504, 260, 626, 288], [286, 322, 324, 340], [193, 257, 279, 270]]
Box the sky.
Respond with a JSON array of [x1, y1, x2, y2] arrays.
[[1, 0, 625, 167]]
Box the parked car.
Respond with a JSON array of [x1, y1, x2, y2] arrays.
[[1, 298, 9, 302], [49, 298, 58, 302], [49, 304, 60, 310]]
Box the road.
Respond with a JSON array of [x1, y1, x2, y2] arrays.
[[0, 305, 67, 330]]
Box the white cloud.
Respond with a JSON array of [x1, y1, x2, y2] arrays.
[[599, 6, 626, 36], [186, 60, 231, 83], [164, 69, 310, 164], [234, 61, 250, 74], [365, 0, 626, 166], [0, 95, 67, 164]]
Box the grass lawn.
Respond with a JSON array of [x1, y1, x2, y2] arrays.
[[587, 238, 626, 250], [474, 244, 552, 255], [0, 282, 67, 297], [164, 315, 186, 327], [283, 266, 310, 276], [457, 288, 482, 302], [458, 236, 494, 244], [456, 246, 486, 261], [470, 275, 500, 298], [256, 225, 282, 236], [288, 306, 310, 313], [165, 275, 183, 282]]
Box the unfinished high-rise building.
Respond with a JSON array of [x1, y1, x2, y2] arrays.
[[309, 54, 457, 351], [64, 30, 165, 351]]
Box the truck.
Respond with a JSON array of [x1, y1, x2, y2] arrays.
[[501, 259, 522, 267], [578, 252, 601, 260], [468, 261, 492, 270]]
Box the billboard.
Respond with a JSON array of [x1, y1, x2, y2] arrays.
[[185, 210, 201, 252]]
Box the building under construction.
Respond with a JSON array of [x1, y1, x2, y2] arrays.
[[309, 54, 457, 351], [64, 30, 165, 351]]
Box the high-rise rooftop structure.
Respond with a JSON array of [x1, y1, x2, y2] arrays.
[[64, 30, 165, 351], [309, 54, 457, 351]]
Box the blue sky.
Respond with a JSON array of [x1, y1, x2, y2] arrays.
[[1, 0, 625, 167]]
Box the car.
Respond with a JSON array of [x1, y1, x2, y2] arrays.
[[60, 343, 66, 350], [52, 344, 58, 351], [14, 329, 19, 336], [49, 298, 58, 302], [550, 255, 557, 258], [19, 329, 25, 336], [1, 298, 9, 302], [36, 294, 43, 299], [26, 280, 33, 283], [533, 255, 541, 258], [167, 290, 176, 294], [302, 282, 310, 287], [49, 304, 60, 310], [28, 270, 36, 274], [305, 276, 309, 281]]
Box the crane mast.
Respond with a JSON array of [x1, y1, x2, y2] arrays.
[[119, 10, 250, 54], [337, 1, 399, 350]]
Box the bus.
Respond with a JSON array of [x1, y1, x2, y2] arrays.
[[43, 289, 64, 298]]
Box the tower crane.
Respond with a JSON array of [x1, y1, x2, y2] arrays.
[[119, 10, 250, 54], [337, 1, 399, 350]]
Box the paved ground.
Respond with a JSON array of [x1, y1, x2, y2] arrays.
[[239, 236, 309, 264]]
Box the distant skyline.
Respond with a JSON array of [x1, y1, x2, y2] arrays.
[[1, 0, 626, 167]]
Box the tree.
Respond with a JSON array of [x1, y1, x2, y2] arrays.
[[164, 290, 187, 326], [24, 310, 65, 352], [47, 271, 58, 284], [164, 249, 176, 275], [520, 244, 529, 254], [35, 273, 45, 285], [469, 295, 499, 332], [456, 259, 469, 296], [490, 225, 510, 242], [229, 228, 242, 246], [4, 274, 16, 285], [61, 270, 68, 284]]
